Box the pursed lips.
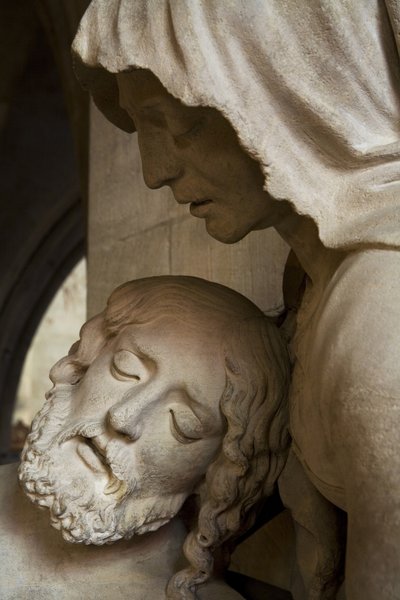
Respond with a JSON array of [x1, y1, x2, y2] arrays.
[[189, 199, 213, 217], [175, 197, 212, 206], [174, 197, 213, 217]]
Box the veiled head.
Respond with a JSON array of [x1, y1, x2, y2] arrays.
[[116, 69, 287, 244], [73, 0, 400, 250]]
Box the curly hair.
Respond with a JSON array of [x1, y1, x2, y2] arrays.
[[47, 276, 290, 598], [166, 315, 290, 599]]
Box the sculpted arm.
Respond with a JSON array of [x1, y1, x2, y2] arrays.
[[334, 387, 400, 599], [314, 251, 400, 599]]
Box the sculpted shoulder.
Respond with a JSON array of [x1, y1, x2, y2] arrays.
[[290, 249, 400, 510], [309, 248, 400, 400]]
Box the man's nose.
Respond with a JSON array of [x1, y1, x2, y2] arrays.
[[107, 391, 155, 441], [138, 130, 183, 190]]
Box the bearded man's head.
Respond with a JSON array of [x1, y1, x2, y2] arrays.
[[19, 276, 290, 595]]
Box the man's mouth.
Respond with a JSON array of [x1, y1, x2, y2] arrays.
[[190, 199, 213, 217], [76, 436, 127, 498], [76, 437, 106, 474]]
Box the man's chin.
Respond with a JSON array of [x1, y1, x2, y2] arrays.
[[49, 493, 186, 545], [21, 455, 187, 545], [18, 391, 188, 546], [204, 218, 249, 245]]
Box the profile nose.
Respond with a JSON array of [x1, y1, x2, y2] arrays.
[[138, 131, 183, 190]]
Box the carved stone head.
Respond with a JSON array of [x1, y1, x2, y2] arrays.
[[72, 0, 400, 250], [19, 276, 289, 596]]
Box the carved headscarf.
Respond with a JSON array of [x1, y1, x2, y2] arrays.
[[72, 0, 400, 250]]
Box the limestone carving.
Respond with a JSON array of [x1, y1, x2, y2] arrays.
[[72, 2, 400, 598], [19, 276, 290, 599]]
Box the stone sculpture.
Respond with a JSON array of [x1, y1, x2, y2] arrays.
[[72, 2, 400, 598], [17, 276, 290, 599]]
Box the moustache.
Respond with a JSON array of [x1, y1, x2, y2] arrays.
[[56, 420, 136, 499], [56, 420, 106, 444]]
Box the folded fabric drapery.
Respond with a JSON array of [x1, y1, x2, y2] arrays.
[[73, 0, 400, 250]]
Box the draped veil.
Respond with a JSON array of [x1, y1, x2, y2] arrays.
[[73, 0, 400, 250]]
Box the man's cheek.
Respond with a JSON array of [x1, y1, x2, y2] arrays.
[[136, 440, 217, 494]]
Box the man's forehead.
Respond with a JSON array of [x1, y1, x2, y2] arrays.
[[113, 324, 153, 357], [113, 320, 222, 359], [114, 320, 184, 349]]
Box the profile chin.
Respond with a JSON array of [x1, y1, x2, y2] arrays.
[[205, 220, 247, 245]]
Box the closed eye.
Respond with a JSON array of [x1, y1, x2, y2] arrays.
[[111, 349, 149, 382], [169, 409, 203, 444], [172, 117, 205, 141], [111, 362, 140, 382]]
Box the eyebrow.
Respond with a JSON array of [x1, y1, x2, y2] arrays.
[[116, 336, 152, 361]]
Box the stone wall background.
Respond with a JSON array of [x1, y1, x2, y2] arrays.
[[14, 259, 86, 426]]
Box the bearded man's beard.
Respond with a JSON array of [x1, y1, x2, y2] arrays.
[[18, 386, 187, 545]]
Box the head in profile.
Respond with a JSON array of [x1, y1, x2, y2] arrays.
[[72, 1, 400, 250], [20, 275, 290, 598]]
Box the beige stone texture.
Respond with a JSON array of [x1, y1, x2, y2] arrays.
[[63, 1, 400, 597]]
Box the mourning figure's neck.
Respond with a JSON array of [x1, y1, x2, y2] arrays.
[[275, 211, 345, 288]]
